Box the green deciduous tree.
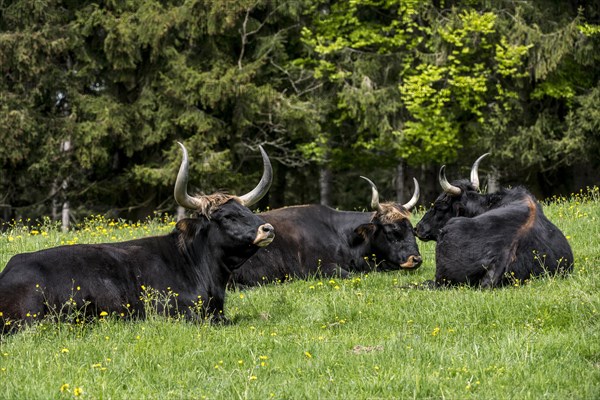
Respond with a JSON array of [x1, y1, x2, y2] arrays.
[[299, 0, 599, 197]]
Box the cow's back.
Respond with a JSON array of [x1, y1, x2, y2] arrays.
[[0, 237, 177, 324], [511, 204, 574, 280], [231, 205, 366, 286]]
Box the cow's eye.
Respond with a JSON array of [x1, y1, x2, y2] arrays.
[[434, 201, 449, 211]]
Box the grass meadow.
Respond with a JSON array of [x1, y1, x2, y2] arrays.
[[0, 188, 599, 399]]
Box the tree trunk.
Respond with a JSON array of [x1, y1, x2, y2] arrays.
[[0, 204, 10, 222], [176, 205, 186, 221], [487, 166, 500, 193], [61, 200, 70, 232], [270, 164, 287, 209], [51, 181, 60, 221], [319, 166, 332, 206], [59, 139, 72, 231], [420, 163, 438, 206], [394, 160, 407, 203]]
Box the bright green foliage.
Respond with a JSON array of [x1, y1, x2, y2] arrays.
[[296, 0, 431, 171], [398, 9, 534, 163], [301, 0, 600, 172], [495, 37, 532, 78], [578, 22, 600, 36], [300, 2, 534, 165]]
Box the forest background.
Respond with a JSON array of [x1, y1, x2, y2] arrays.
[[1, 0, 599, 225]]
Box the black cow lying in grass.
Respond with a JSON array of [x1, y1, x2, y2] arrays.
[[0, 143, 275, 333], [230, 177, 422, 287], [415, 154, 573, 288]]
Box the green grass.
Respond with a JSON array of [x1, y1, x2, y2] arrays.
[[1, 189, 599, 399]]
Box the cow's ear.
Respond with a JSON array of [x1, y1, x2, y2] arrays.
[[453, 202, 465, 217], [176, 218, 203, 238], [176, 219, 190, 232], [352, 223, 375, 245]]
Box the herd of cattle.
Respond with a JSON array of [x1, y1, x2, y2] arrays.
[[0, 143, 574, 333]]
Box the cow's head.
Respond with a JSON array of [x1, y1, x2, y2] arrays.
[[355, 177, 422, 270], [415, 153, 489, 241], [174, 142, 275, 267]]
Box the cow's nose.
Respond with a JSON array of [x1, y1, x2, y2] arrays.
[[254, 223, 275, 247], [400, 254, 422, 269], [260, 223, 274, 234]]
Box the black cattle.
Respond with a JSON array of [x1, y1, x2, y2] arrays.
[[415, 154, 574, 288], [0, 143, 275, 332], [230, 177, 422, 287]]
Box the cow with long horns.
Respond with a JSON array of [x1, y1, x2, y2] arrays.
[[230, 177, 422, 287], [0, 143, 275, 332], [415, 154, 573, 288]]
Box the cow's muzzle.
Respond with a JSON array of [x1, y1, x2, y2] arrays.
[[254, 223, 275, 247], [415, 228, 433, 242], [400, 255, 422, 269]]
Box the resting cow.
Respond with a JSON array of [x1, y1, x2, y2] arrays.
[[415, 154, 573, 288], [230, 177, 422, 287], [0, 143, 275, 332]]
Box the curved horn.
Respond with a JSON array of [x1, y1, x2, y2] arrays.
[[174, 142, 202, 210], [238, 145, 273, 207], [470, 153, 490, 191], [360, 176, 382, 212], [402, 178, 420, 211], [439, 165, 462, 196]]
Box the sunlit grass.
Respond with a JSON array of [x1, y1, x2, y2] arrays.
[[0, 188, 599, 399], [1, 212, 175, 267]]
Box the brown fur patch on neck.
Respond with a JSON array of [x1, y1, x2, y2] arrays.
[[517, 196, 537, 235], [508, 195, 538, 263], [191, 193, 240, 217], [374, 202, 411, 224]]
